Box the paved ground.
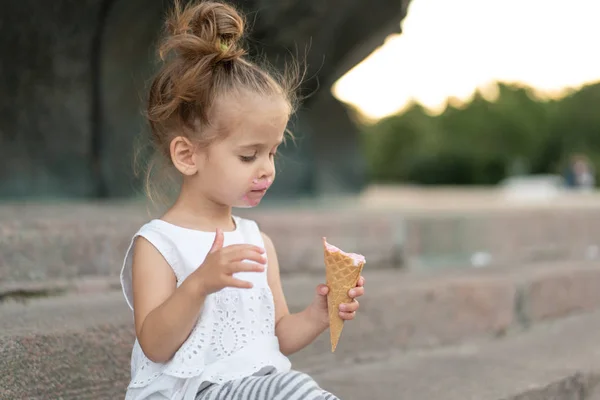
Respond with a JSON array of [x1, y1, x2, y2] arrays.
[[359, 185, 600, 213]]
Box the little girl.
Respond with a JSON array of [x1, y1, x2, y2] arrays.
[[119, 1, 365, 399]]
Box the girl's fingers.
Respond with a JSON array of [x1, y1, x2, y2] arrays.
[[316, 284, 329, 296], [225, 277, 254, 289], [348, 286, 365, 298], [339, 311, 356, 320], [226, 248, 267, 264], [339, 300, 359, 313], [357, 276, 365, 287], [228, 262, 265, 274], [223, 244, 266, 257]]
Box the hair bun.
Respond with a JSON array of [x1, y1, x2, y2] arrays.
[[163, 1, 246, 64]]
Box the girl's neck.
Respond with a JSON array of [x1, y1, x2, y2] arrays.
[[162, 183, 235, 232]]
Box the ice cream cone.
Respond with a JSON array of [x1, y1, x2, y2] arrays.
[[323, 237, 365, 352]]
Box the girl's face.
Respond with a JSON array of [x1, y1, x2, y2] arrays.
[[193, 94, 289, 208]]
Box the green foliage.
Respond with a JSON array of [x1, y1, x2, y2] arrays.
[[362, 81, 600, 185]]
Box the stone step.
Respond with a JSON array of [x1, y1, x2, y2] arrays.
[[2, 263, 600, 398], [314, 310, 600, 400], [0, 202, 400, 290], [3, 201, 600, 291]]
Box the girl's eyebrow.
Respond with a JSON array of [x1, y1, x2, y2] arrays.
[[238, 143, 263, 149], [238, 139, 283, 149]]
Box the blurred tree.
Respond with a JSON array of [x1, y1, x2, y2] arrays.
[[362, 102, 437, 182], [362, 81, 600, 186]]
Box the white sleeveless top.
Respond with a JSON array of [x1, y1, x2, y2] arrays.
[[120, 216, 292, 400]]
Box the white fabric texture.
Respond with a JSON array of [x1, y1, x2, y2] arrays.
[[120, 216, 292, 400]]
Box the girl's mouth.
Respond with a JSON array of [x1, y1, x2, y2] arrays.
[[250, 180, 271, 192], [244, 187, 268, 206]]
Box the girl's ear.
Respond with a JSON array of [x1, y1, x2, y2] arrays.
[[170, 136, 199, 176]]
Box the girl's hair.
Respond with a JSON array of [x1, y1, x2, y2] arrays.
[[135, 0, 300, 206]]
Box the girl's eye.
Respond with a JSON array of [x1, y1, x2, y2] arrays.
[[239, 154, 257, 163]]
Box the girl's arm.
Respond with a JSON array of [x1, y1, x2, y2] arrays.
[[133, 231, 266, 363], [263, 233, 329, 356], [132, 237, 207, 363]]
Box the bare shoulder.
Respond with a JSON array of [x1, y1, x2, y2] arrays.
[[131, 236, 177, 337], [261, 231, 276, 254], [260, 231, 280, 275]]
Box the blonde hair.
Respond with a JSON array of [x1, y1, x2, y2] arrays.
[[135, 0, 300, 206]]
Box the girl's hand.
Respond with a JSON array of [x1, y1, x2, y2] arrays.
[[191, 228, 267, 295], [308, 276, 366, 327]]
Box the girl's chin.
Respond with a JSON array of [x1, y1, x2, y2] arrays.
[[234, 193, 264, 208], [234, 203, 256, 209]]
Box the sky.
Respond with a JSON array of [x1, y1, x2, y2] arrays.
[[333, 0, 600, 121]]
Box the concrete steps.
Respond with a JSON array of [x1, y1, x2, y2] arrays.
[[314, 310, 600, 400], [0, 201, 399, 287], [3, 200, 600, 292], [0, 292, 133, 399], [3, 263, 600, 398], [3, 200, 600, 398]]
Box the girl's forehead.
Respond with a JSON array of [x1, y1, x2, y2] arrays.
[[214, 94, 289, 142], [216, 93, 289, 121]]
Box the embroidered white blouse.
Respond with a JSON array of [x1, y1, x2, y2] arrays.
[[119, 216, 291, 400]]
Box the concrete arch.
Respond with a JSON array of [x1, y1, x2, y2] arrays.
[[95, 0, 166, 197]]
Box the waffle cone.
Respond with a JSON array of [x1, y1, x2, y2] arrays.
[[323, 238, 365, 352]]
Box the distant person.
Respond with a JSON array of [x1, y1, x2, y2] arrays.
[[573, 155, 595, 191], [564, 154, 595, 191], [563, 164, 577, 188], [118, 1, 365, 400]]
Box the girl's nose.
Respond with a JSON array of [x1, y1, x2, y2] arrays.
[[259, 157, 275, 179]]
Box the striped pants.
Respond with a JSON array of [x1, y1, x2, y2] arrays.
[[195, 370, 340, 400]]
